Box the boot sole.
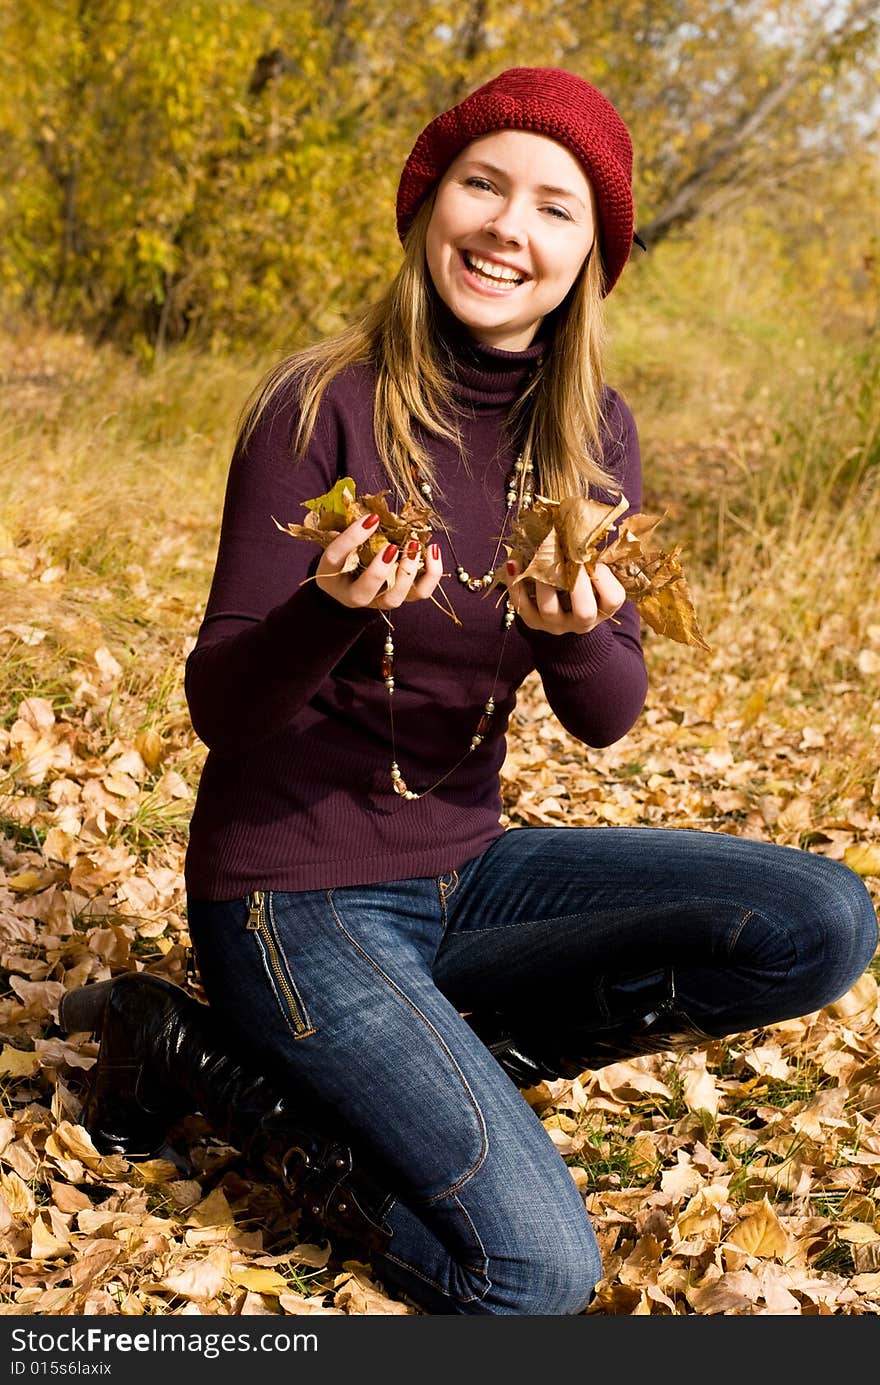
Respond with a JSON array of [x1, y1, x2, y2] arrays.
[[59, 978, 116, 1034]]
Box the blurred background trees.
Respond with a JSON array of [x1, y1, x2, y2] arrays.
[[0, 0, 877, 357]]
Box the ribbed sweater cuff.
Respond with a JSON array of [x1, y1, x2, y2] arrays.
[[263, 579, 381, 667], [519, 619, 616, 680]]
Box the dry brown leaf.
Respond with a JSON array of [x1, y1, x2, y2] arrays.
[[185, 1186, 235, 1227], [851, 1272, 880, 1292], [277, 1290, 344, 1315], [0, 1169, 36, 1217], [333, 1269, 415, 1315], [287, 1243, 333, 1269], [238, 1290, 279, 1315], [825, 970, 878, 1020], [659, 1158, 704, 1201], [0, 1045, 40, 1078], [504, 495, 710, 649], [594, 1062, 674, 1101], [158, 1246, 232, 1301], [587, 1281, 643, 1314], [68, 1242, 124, 1288], [275, 481, 433, 589], [687, 1269, 762, 1314], [679, 1058, 720, 1117], [230, 1267, 289, 1295], [726, 1199, 790, 1259], [43, 1121, 130, 1179], [17, 696, 56, 731], [836, 1222, 880, 1245], [7, 870, 56, 894], [135, 728, 165, 771], [129, 1157, 184, 1186], [676, 1192, 724, 1244], [843, 842, 880, 877], [49, 1181, 92, 1214], [30, 1213, 72, 1261]]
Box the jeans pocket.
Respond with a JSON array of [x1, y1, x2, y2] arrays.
[[244, 891, 315, 1038]]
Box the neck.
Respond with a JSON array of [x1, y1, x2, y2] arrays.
[[428, 292, 546, 413]]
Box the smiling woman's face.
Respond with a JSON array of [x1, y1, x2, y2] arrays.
[[425, 128, 596, 352]]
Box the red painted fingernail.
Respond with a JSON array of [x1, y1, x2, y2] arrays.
[[407, 540, 420, 558], [430, 543, 440, 560], [363, 513, 380, 529], [382, 544, 398, 563], [506, 561, 516, 575]]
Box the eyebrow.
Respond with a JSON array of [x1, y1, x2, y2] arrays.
[[466, 160, 588, 211]]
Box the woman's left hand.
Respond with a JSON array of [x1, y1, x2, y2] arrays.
[[505, 559, 625, 635]]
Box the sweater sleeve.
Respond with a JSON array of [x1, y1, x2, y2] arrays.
[[185, 384, 379, 754], [517, 388, 649, 747]]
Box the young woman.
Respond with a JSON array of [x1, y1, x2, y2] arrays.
[[60, 67, 878, 1315]]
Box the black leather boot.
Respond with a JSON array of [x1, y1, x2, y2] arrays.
[[59, 973, 394, 1254], [467, 967, 713, 1087]]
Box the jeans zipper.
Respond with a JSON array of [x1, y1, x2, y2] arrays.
[[246, 891, 307, 1033]]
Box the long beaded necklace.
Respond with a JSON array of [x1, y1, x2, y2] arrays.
[[380, 452, 534, 802]]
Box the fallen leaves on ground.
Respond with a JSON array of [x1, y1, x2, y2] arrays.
[[1, 631, 878, 1315], [1, 336, 878, 1315]]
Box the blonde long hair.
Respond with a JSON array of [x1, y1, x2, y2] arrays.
[[239, 191, 617, 506]]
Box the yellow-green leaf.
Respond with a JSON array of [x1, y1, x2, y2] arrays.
[[301, 478, 357, 519]]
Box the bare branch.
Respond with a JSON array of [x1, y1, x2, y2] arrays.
[[639, 0, 879, 244]]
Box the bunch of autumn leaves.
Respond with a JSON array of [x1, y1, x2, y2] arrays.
[[276, 478, 710, 650]]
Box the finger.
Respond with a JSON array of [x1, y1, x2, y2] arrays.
[[589, 563, 626, 619], [533, 578, 563, 622], [567, 565, 599, 625], [504, 560, 526, 617], [382, 539, 422, 608], [320, 511, 380, 574], [408, 541, 442, 599], [347, 541, 400, 606]]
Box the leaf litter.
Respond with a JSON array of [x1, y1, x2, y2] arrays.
[[1, 398, 879, 1315]]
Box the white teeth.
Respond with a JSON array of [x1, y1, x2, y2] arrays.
[[464, 253, 525, 284]]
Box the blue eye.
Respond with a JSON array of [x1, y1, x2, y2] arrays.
[[464, 176, 494, 191]]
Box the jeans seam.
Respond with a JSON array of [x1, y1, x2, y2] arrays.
[[326, 888, 489, 1201], [381, 1194, 490, 1304], [452, 1193, 490, 1282], [380, 1251, 484, 1304], [726, 909, 753, 954], [448, 896, 777, 937]]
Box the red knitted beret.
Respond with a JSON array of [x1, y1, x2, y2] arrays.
[[396, 67, 636, 295]]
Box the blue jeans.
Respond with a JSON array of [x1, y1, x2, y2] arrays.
[[186, 826, 877, 1315]]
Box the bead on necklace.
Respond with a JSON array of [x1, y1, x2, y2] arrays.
[[380, 450, 531, 803], [415, 452, 534, 591]]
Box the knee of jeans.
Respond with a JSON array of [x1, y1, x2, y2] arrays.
[[486, 1221, 603, 1316], [801, 857, 879, 1004]]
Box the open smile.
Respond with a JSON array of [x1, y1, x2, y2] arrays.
[[459, 250, 529, 295]]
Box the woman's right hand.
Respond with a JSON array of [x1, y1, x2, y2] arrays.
[[315, 512, 443, 610]]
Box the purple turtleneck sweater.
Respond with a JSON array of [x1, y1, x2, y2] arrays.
[[184, 329, 647, 898]]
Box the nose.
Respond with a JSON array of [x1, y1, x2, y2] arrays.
[[483, 200, 526, 246]]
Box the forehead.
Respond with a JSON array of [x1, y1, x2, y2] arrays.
[[447, 128, 591, 193]]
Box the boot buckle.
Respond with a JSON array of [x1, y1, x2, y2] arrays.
[[280, 1144, 314, 1181]]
